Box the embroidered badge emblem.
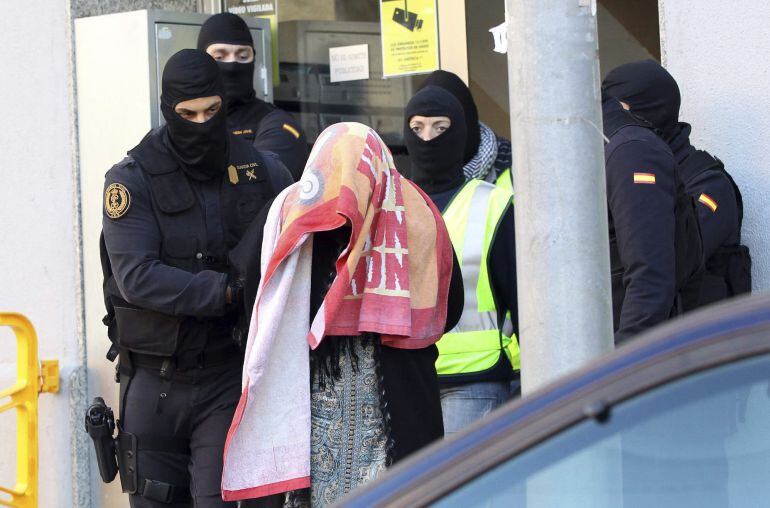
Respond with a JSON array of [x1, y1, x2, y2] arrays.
[[104, 183, 131, 219]]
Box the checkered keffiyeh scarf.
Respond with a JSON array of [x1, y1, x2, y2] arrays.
[[463, 122, 498, 180]]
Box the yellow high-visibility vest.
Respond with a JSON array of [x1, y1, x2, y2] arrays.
[[437, 179, 520, 376], [496, 167, 512, 191]]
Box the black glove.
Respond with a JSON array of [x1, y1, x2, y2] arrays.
[[226, 277, 244, 310], [226, 277, 249, 349]]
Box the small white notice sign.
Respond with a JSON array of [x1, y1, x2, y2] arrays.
[[329, 44, 370, 83]]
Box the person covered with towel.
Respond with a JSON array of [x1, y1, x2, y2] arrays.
[[222, 122, 463, 506]]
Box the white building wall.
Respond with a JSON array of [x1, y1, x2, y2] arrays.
[[0, 1, 82, 507], [75, 10, 155, 507], [659, 0, 770, 290]]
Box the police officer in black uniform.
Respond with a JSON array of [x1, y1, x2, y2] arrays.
[[198, 12, 309, 181], [101, 49, 292, 507], [602, 94, 684, 344], [603, 60, 748, 308], [604, 63, 738, 508]]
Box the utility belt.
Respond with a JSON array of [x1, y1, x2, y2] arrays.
[[122, 346, 242, 378]]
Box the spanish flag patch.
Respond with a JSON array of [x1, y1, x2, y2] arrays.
[[282, 123, 300, 139], [698, 193, 718, 212], [633, 172, 656, 185]]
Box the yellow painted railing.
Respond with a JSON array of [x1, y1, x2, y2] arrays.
[[0, 313, 59, 508]]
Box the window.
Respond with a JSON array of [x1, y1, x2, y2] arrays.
[[434, 353, 770, 507]]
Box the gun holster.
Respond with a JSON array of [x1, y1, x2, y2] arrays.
[[108, 423, 180, 503], [115, 425, 138, 494], [115, 423, 181, 503]]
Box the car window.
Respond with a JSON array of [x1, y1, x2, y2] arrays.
[[433, 353, 770, 507]]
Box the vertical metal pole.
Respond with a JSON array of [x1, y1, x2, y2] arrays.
[[506, 5, 621, 506], [506, 0, 614, 395]]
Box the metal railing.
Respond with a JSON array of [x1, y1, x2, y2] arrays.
[[0, 313, 59, 508]]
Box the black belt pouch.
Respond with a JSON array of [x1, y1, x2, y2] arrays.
[[114, 306, 181, 357]]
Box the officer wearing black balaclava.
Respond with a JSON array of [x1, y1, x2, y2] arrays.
[[198, 12, 309, 181], [101, 49, 291, 507], [603, 60, 748, 308], [405, 86, 520, 435], [601, 79, 689, 344], [603, 60, 742, 508], [405, 86, 467, 195], [418, 70, 513, 188]]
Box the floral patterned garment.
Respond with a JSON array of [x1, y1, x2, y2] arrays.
[[286, 339, 389, 507]]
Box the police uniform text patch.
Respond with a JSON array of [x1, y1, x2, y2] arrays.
[[282, 123, 300, 139], [105, 183, 131, 219], [227, 162, 262, 185], [698, 193, 718, 212], [633, 172, 656, 185]]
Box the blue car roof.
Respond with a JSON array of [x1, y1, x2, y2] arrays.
[[339, 292, 770, 507]]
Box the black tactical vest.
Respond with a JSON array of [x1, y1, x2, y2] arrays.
[[103, 130, 275, 362], [133, 131, 274, 271], [677, 151, 751, 310]]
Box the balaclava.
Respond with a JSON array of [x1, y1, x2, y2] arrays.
[[197, 12, 256, 110], [602, 60, 681, 142], [161, 49, 229, 181], [419, 70, 480, 164], [404, 86, 467, 194]]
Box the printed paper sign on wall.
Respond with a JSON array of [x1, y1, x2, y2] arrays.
[[380, 0, 439, 78], [330, 44, 370, 83]]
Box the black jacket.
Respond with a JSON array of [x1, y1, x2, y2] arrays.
[[228, 99, 310, 181], [604, 98, 678, 343], [102, 127, 292, 358]]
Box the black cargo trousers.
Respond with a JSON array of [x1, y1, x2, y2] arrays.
[[118, 354, 242, 507]]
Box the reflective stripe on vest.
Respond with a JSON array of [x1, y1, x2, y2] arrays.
[[496, 167, 512, 191], [437, 180, 520, 376]]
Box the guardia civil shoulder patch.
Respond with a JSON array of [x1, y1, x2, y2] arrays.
[[104, 183, 131, 219], [633, 172, 656, 185]]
